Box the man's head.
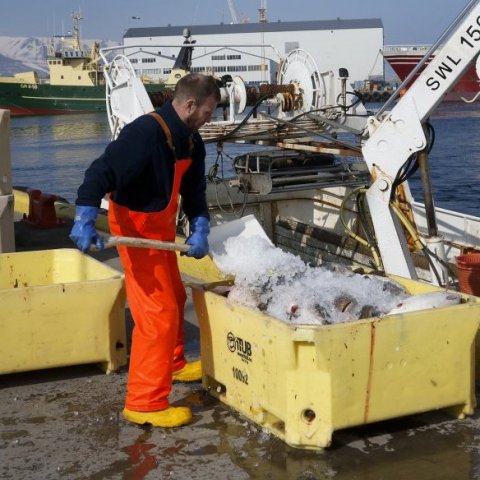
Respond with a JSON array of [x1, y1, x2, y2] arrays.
[[172, 73, 221, 131]]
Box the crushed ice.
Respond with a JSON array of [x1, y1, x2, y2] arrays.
[[213, 235, 410, 325]]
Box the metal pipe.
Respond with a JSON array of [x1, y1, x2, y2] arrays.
[[417, 149, 438, 237], [260, 112, 362, 152]]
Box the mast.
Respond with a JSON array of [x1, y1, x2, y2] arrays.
[[72, 12, 84, 52], [259, 0, 267, 23]]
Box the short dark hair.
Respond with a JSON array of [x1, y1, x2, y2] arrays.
[[174, 73, 221, 104]]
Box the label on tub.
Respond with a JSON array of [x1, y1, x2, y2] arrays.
[[227, 331, 253, 364]]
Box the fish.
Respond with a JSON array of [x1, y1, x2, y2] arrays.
[[387, 291, 463, 315]]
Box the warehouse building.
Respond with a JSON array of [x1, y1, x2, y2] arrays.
[[122, 18, 384, 86]]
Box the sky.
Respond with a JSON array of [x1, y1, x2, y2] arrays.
[[0, 0, 475, 45]]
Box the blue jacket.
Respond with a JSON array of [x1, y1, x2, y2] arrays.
[[75, 101, 209, 220]]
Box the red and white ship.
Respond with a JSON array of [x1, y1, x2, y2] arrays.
[[383, 45, 480, 103]]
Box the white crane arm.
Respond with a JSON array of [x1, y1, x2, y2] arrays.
[[362, 2, 480, 279]]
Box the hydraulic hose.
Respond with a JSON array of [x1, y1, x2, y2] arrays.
[[339, 187, 383, 270], [389, 200, 451, 286]]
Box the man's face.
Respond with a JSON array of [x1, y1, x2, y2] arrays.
[[184, 96, 217, 131]]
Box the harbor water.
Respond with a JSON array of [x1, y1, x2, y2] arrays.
[[9, 102, 480, 216]]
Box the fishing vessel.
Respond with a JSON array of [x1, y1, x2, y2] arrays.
[[383, 44, 480, 103], [0, 13, 168, 117], [101, 3, 480, 290]]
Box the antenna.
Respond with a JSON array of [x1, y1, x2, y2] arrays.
[[259, 0, 267, 23]]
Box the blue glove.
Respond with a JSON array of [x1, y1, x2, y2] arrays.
[[69, 206, 104, 253], [185, 216, 210, 259]]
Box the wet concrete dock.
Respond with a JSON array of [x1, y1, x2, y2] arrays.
[[3, 219, 480, 479]]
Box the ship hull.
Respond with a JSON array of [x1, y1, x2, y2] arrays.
[[383, 50, 480, 102], [0, 82, 110, 116], [0, 82, 165, 117]]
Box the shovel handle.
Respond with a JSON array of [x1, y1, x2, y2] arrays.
[[100, 235, 191, 252]]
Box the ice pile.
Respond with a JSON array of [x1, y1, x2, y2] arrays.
[[213, 235, 410, 325]]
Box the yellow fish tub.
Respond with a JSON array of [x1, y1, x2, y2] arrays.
[[186, 218, 480, 450], [0, 248, 126, 375], [192, 278, 480, 450]]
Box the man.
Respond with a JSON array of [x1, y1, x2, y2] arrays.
[[70, 73, 220, 428]]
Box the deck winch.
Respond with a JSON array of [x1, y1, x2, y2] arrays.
[[101, 41, 367, 139]]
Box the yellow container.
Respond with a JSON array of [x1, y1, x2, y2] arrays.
[[0, 248, 126, 374], [192, 277, 480, 450], [176, 246, 229, 284], [13, 188, 110, 233]]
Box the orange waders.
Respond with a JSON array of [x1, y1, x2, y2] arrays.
[[108, 114, 192, 412]]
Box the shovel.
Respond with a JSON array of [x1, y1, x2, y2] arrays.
[[95, 214, 270, 259], [96, 215, 270, 289], [100, 235, 190, 252]]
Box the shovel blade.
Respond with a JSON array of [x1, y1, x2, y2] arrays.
[[208, 214, 272, 259]]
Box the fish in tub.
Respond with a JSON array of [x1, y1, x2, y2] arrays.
[[208, 216, 465, 324]]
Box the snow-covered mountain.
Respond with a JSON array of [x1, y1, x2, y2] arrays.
[[0, 36, 118, 78], [0, 37, 48, 76]]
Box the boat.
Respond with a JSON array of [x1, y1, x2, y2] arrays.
[[383, 44, 480, 103], [100, 12, 480, 289], [0, 13, 168, 117]]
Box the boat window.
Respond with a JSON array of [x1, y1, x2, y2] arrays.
[[227, 65, 248, 72], [248, 65, 269, 72]]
